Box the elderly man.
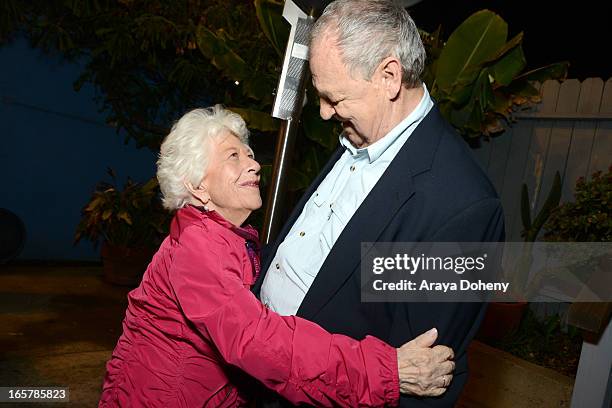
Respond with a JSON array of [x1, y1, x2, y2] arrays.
[[255, 0, 504, 406]]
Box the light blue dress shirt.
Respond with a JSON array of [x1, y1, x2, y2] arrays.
[[260, 85, 434, 315]]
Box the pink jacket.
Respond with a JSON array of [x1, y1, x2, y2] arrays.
[[99, 205, 398, 407]]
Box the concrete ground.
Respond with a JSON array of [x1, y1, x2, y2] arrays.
[[0, 264, 574, 407]]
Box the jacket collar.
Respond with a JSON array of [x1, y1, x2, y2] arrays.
[[171, 205, 260, 248]]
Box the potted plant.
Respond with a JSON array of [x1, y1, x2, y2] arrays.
[[74, 169, 171, 286]]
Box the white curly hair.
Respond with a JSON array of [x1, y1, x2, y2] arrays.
[[156, 105, 250, 210]]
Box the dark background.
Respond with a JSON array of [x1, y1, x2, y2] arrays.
[[297, 0, 611, 79], [409, 0, 611, 80]]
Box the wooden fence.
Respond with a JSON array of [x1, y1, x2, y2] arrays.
[[472, 78, 612, 243], [472, 78, 612, 407]]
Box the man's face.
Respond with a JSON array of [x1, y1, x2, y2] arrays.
[[309, 32, 386, 148]]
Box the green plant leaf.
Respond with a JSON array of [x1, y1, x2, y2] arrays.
[[196, 24, 249, 81], [141, 177, 158, 193], [84, 196, 103, 212], [515, 62, 569, 82], [241, 76, 275, 103], [490, 45, 526, 86], [506, 81, 540, 98], [228, 107, 279, 132], [118, 211, 132, 225], [485, 32, 523, 64], [102, 209, 113, 220], [435, 10, 508, 92], [254, 0, 288, 57], [474, 68, 495, 113]]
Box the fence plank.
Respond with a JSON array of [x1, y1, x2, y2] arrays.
[[506, 80, 558, 242], [562, 78, 604, 202], [534, 80, 580, 218], [588, 78, 612, 174], [497, 83, 542, 242]]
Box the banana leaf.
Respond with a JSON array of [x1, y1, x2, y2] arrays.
[[254, 0, 288, 57], [435, 10, 508, 92], [196, 25, 249, 81], [228, 107, 280, 132]]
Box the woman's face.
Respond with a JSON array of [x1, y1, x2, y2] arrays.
[[197, 131, 261, 225]]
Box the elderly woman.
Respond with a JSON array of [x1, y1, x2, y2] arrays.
[[99, 106, 455, 407]]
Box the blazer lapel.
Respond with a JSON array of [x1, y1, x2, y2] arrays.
[[297, 107, 444, 320]]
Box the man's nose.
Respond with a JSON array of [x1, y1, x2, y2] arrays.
[[319, 99, 335, 121]]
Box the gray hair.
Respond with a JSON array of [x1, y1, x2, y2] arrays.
[[310, 0, 425, 87], [157, 105, 249, 210]]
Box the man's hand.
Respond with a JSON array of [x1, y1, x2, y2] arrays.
[[396, 328, 455, 397]]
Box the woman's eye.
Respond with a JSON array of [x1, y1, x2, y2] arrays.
[[230, 152, 239, 158]]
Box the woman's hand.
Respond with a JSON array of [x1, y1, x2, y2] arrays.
[[396, 328, 455, 397]]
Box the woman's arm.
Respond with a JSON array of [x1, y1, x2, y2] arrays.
[[169, 225, 450, 407]]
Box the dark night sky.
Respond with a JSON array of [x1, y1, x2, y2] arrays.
[[409, 0, 611, 80]]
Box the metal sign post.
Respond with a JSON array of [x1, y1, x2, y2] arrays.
[[262, 0, 314, 244]]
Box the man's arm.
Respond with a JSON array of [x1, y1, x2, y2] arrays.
[[394, 197, 505, 406]]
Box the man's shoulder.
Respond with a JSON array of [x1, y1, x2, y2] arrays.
[[411, 118, 499, 209]]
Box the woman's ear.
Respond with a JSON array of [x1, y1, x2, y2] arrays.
[[185, 180, 210, 206]]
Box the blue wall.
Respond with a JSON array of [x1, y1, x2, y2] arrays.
[[0, 38, 157, 261]]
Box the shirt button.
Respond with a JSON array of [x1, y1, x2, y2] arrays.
[[275, 263, 280, 269], [350, 165, 355, 172], [299, 231, 305, 237]]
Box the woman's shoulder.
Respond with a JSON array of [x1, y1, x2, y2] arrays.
[[170, 206, 211, 239], [172, 208, 240, 248]]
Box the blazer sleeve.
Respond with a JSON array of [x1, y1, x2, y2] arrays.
[[394, 197, 505, 407], [168, 225, 400, 408]]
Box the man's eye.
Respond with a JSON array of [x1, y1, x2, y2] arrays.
[[230, 152, 239, 158]]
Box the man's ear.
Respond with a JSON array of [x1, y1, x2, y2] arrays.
[[379, 56, 403, 100], [184, 180, 209, 205]]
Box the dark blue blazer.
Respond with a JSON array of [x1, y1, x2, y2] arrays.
[[254, 106, 505, 407]]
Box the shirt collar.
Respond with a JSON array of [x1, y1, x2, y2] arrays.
[[339, 83, 432, 163]]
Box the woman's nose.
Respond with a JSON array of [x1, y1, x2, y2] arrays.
[[247, 156, 261, 173]]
